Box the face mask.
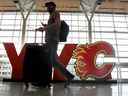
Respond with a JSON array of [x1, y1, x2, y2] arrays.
[[47, 6, 55, 13]]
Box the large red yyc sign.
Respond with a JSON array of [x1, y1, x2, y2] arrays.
[[3, 41, 114, 81]]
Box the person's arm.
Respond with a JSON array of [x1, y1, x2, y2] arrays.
[[43, 11, 61, 31], [35, 11, 61, 32], [35, 22, 47, 32]]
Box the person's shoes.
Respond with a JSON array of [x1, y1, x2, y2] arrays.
[[24, 82, 29, 88], [31, 82, 40, 86], [47, 83, 52, 88], [64, 74, 74, 88]]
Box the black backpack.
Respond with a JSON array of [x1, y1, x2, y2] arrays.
[[59, 20, 69, 42]]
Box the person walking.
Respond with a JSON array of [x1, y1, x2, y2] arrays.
[[36, 1, 74, 86]]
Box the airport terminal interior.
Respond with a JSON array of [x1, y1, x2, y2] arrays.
[[0, 0, 128, 96]]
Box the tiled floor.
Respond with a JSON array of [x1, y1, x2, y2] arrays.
[[0, 82, 128, 96]]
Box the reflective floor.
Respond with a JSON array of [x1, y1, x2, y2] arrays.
[[0, 82, 128, 96]]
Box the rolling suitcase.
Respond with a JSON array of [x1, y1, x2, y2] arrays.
[[23, 31, 52, 87]]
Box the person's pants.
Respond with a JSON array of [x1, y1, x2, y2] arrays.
[[47, 42, 74, 80]]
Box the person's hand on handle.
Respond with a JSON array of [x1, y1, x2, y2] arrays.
[[35, 22, 47, 32], [41, 22, 47, 27], [35, 27, 44, 32]]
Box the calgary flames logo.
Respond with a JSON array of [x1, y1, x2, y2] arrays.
[[72, 41, 115, 80]]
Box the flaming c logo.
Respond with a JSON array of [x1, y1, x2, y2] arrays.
[[72, 41, 115, 80]]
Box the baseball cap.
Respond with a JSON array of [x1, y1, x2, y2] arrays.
[[45, 1, 56, 7]]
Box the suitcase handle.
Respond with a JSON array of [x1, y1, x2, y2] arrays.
[[34, 30, 37, 43], [34, 30, 43, 43]]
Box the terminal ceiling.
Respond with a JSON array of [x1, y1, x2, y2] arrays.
[[0, 0, 128, 13]]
